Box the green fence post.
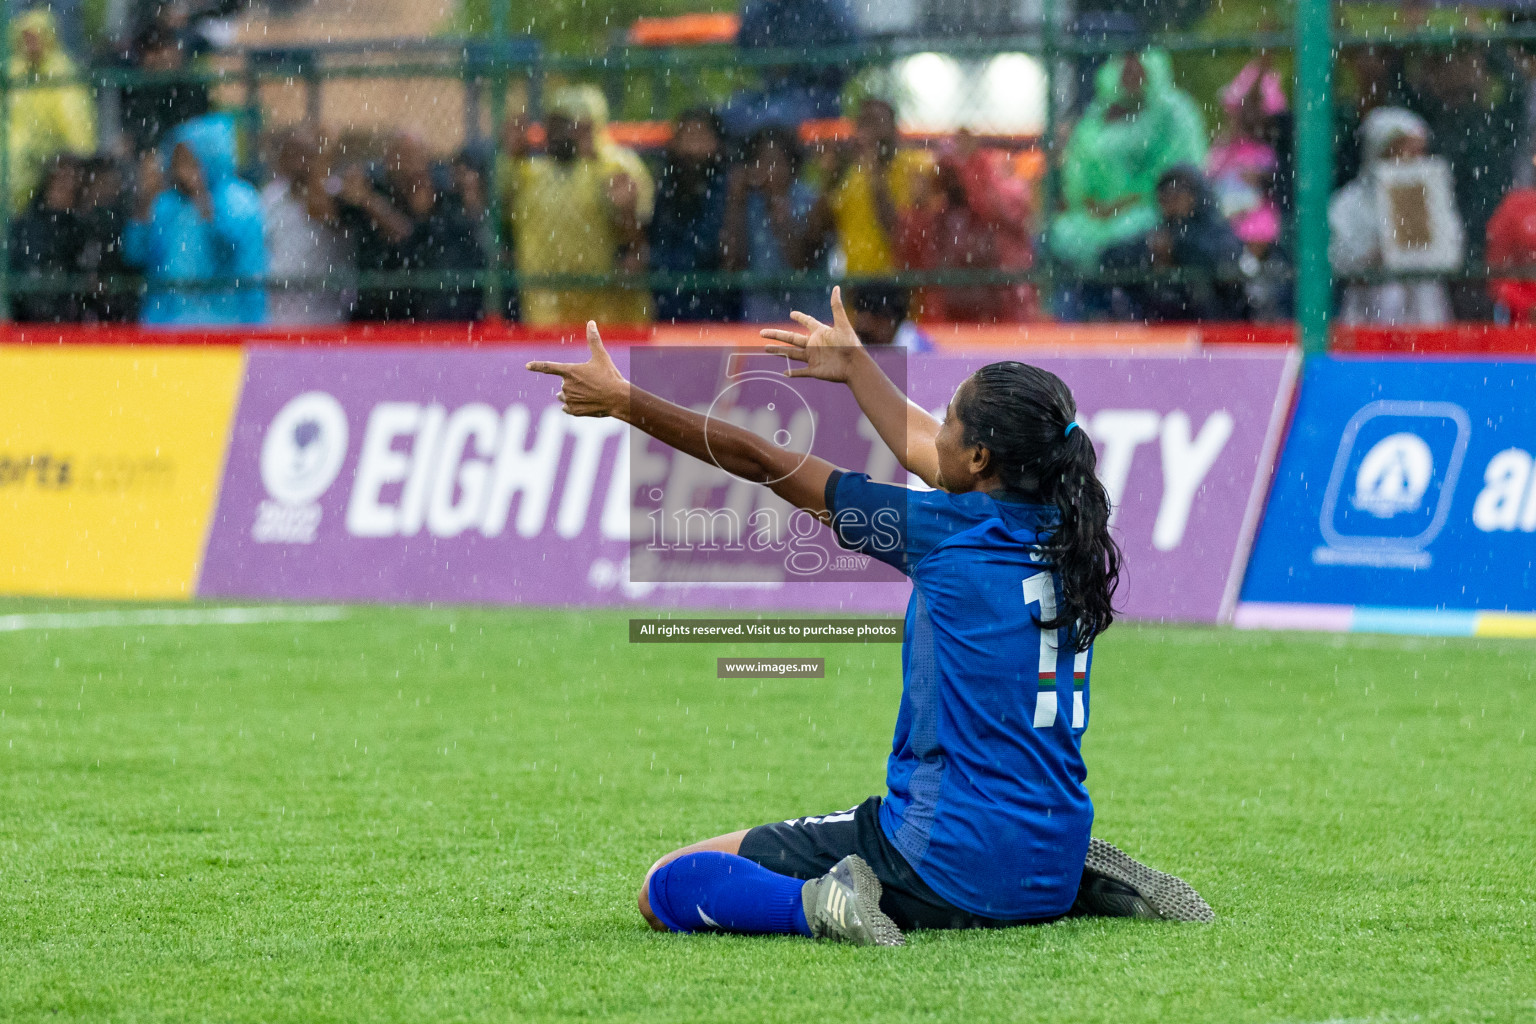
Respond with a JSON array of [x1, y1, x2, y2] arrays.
[[1294, 0, 1334, 353], [0, 0, 11, 323], [485, 0, 510, 323], [1039, 0, 1060, 319]]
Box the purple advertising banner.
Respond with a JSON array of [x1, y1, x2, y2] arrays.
[[198, 344, 1297, 622]]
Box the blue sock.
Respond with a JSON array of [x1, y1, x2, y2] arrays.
[[647, 851, 813, 936]]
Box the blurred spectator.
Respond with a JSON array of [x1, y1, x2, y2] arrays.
[[141, 0, 243, 51], [805, 99, 933, 279], [124, 113, 267, 326], [1101, 166, 1250, 323], [10, 155, 82, 322], [119, 22, 211, 156], [1511, 32, 1536, 189], [722, 125, 823, 323], [649, 108, 735, 323], [35, 0, 86, 58], [450, 150, 489, 233], [500, 86, 654, 326], [848, 284, 932, 352], [1485, 154, 1536, 324], [1065, 11, 1146, 120], [1329, 108, 1460, 327], [338, 132, 486, 322], [1208, 60, 1285, 254], [1208, 60, 1292, 321], [1049, 48, 1208, 292], [8, 9, 95, 211], [720, 0, 856, 139], [75, 156, 139, 323], [1405, 44, 1522, 316], [1334, 45, 1410, 189], [450, 148, 497, 311], [898, 135, 1036, 324], [261, 126, 352, 325]]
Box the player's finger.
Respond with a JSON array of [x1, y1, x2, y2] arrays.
[[526, 360, 575, 376], [764, 344, 809, 362], [586, 320, 609, 360], [759, 328, 808, 347], [830, 285, 853, 332], [789, 311, 827, 334]]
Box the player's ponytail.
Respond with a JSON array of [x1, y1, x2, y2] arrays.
[[957, 362, 1122, 651]]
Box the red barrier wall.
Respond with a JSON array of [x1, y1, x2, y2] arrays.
[[4, 321, 1533, 353]]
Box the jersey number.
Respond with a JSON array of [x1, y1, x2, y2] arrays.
[[1022, 571, 1087, 730]]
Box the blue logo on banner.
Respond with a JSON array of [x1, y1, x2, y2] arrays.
[[1243, 358, 1536, 612], [1313, 401, 1470, 569]]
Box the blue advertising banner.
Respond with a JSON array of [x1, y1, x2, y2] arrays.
[[1241, 357, 1536, 616]]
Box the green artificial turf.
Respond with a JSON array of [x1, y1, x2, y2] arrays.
[[1, 603, 1533, 1023]]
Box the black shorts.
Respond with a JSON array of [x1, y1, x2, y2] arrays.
[[737, 796, 1062, 931]]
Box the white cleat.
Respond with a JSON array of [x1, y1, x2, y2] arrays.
[[1078, 837, 1215, 923], [800, 854, 906, 946]]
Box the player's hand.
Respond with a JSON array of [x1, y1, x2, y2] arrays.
[[760, 285, 866, 384], [526, 321, 630, 418]]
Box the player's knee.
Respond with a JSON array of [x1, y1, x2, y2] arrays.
[[637, 880, 665, 930], [638, 847, 692, 931], [637, 854, 673, 931]]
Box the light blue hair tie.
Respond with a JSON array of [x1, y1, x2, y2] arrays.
[[1064, 421, 1080, 439]]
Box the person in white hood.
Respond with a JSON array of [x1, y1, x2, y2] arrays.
[[1329, 107, 1463, 325]]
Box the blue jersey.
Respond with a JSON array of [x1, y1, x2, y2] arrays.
[[827, 471, 1094, 920]]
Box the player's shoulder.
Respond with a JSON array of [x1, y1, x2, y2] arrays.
[[834, 473, 1052, 525], [944, 493, 1059, 545]]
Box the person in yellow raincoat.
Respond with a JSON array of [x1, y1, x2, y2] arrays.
[[500, 85, 655, 326], [804, 98, 934, 278], [9, 8, 95, 211]]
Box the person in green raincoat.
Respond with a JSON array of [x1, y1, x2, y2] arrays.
[[1050, 49, 1207, 276], [8, 8, 95, 211]]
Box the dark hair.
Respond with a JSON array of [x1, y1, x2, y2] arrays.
[[1156, 165, 1205, 197], [746, 124, 802, 175], [857, 97, 897, 122], [956, 362, 1121, 650], [848, 282, 909, 321], [133, 23, 180, 58], [674, 106, 723, 140]]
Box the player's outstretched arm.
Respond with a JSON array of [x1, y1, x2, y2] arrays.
[[528, 322, 837, 515], [761, 287, 942, 488]]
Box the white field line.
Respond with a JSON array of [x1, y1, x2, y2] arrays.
[[0, 606, 348, 633]]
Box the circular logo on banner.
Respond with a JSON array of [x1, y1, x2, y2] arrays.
[[1352, 432, 1434, 519], [260, 392, 350, 507]]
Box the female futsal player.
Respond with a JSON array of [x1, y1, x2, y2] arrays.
[[527, 290, 1212, 946]]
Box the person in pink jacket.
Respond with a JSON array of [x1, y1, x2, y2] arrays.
[[1207, 60, 1286, 254]]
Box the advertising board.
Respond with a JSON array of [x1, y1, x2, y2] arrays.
[[1241, 357, 1536, 626], [0, 346, 244, 597], [198, 346, 1297, 622]]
